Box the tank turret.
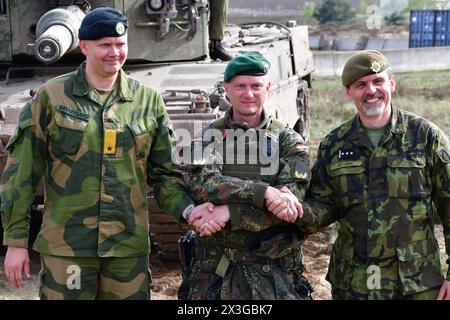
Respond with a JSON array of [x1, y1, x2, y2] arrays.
[[0, 0, 314, 263], [33, 5, 86, 64]]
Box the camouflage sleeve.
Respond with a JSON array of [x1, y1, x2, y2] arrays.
[[1, 93, 48, 247], [429, 129, 450, 280], [187, 125, 268, 210], [231, 128, 311, 232], [295, 140, 340, 235], [146, 94, 193, 222]]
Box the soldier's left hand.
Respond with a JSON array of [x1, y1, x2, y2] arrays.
[[265, 187, 302, 223], [193, 205, 230, 236], [437, 280, 450, 300], [188, 202, 215, 225]]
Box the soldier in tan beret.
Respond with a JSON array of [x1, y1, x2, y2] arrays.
[[294, 50, 450, 299]]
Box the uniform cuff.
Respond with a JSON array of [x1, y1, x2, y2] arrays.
[[3, 238, 29, 248], [253, 182, 269, 210], [174, 200, 195, 223]]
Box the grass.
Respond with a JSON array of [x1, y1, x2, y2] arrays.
[[309, 69, 450, 151]]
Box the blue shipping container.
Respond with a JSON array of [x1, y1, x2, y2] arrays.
[[447, 10, 450, 46], [410, 10, 422, 48], [409, 10, 450, 48], [435, 10, 449, 46]]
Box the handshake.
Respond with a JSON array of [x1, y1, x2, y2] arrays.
[[183, 186, 303, 237]]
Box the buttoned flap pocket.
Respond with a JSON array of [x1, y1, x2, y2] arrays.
[[329, 160, 365, 207], [52, 110, 88, 156], [396, 238, 443, 295], [387, 155, 430, 198], [128, 116, 157, 160]]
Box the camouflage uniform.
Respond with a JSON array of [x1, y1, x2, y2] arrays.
[[182, 109, 312, 300], [300, 106, 450, 299], [0, 62, 192, 299]]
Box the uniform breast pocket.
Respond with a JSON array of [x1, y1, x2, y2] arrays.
[[51, 112, 88, 157], [386, 155, 430, 198], [128, 116, 157, 160], [330, 160, 365, 208]]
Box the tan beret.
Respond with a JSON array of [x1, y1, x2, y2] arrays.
[[342, 50, 389, 87]]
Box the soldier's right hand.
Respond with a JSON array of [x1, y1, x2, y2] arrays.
[[188, 202, 215, 225], [4, 246, 31, 288], [192, 205, 230, 237], [264, 186, 302, 222]]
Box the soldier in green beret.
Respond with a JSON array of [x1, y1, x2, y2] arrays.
[[293, 50, 450, 299], [1, 7, 214, 300], [178, 51, 313, 299]]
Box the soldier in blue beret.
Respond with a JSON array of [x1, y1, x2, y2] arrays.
[[2, 6, 216, 300]]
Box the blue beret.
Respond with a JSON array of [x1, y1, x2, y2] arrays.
[[78, 7, 128, 40], [224, 52, 271, 82]]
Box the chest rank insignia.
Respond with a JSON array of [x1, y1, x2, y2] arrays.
[[103, 129, 117, 155], [338, 148, 360, 160]]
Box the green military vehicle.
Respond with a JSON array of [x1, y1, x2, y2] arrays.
[[0, 0, 314, 261]]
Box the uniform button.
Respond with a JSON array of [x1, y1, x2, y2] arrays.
[[262, 265, 271, 272]]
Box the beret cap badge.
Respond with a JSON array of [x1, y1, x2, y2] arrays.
[[115, 22, 126, 35], [370, 61, 382, 73]]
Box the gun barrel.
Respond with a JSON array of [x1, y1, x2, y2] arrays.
[[34, 5, 85, 64]]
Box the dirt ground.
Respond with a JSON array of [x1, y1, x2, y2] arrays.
[[0, 225, 446, 300]]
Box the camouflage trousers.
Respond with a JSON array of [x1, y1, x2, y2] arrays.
[[329, 259, 443, 300], [179, 252, 312, 300], [332, 286, 441, 300], [39, 254, 151, 300]]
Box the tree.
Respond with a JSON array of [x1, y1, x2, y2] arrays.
[[313, 0, 356, 24], [302, 2, 315, 17], [359, 0, 380, 15]]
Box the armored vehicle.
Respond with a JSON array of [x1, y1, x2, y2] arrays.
[[0, 0, 314, 261]]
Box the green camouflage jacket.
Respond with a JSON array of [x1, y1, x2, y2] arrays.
[[0, 62, 192, 257], [302, 106, 450, 297], [188, 109, 310, 250]]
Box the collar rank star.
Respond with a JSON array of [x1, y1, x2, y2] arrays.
[[103, 129, 117, 155], [338, 148, 359, 160]]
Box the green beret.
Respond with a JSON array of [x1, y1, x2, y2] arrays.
[[224, 52, 271, 82], [342, 50, 390, 87]]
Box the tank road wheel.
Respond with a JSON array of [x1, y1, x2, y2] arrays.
[[293, 80, 310, 143]]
